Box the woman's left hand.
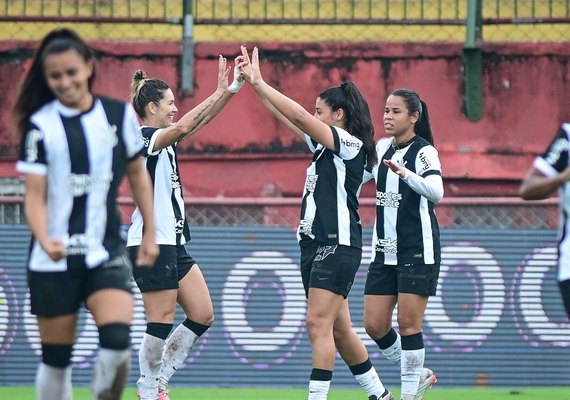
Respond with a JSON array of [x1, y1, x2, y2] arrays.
[[383, 159, 407, 178]]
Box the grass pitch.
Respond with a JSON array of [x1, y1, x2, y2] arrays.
[[0, 386, 568, 399]]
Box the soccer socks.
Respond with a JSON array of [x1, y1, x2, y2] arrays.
[[349, 359, 386, 398], [35, 363, 72, 400], [308, 368, 332, 400], [92, 323, 132, 400], [158, 319, 210, 392], [374, 328, 401, 366], [138, 323, 173, 400], [400, 333, 425, 400]]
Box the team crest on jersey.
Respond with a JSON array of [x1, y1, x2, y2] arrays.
[[375, 238, 397, 254], [25, 129, 42, 162], [315, 245, 338, 261], [305, 175, 318, 192], [102, 124, 118, 147]]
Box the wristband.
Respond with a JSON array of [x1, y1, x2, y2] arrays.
[[228, 66, 245, 93]]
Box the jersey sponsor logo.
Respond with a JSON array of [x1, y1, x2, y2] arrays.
[[375, 238, 398, 254], [101, 124, 118, 147], [175, 218, 185, 234], [315, 245, 338, 261], [418, 151, 431, 171], [340, 138, 361, 150], [376, 191, 402, 208], [170, 172, 181, 189], [299, 219, 314, 237], [67, 173, 113, 197], [24, 129, 42, 162], [545, 137, 570, 165], [305, 174, 318, 192], [64, 233, 102, 255]]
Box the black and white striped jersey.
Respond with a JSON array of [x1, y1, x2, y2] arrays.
[[16, 97, 143, 272], [533, 123, 570, 282], [369, 136, 442, 265], [127, 127, 190, 247], [297, 126, 366, 248]]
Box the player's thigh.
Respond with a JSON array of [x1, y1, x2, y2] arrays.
[[177, 264, 214, 324]]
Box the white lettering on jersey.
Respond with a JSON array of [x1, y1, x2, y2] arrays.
[[546, 137, 570, 165], [170, 172, 181, 189], [25, 129, 42, 162], [299, 219, 314, 236], [67, 173, 112, 197], [375, 238, 398, 254], [376, 191, 402, 208], [305, 175, 318, 192]]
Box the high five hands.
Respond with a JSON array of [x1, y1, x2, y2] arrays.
[[237, 46, 263, 86]]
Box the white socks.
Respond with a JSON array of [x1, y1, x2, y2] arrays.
[[137, 334, 166, 400], [91, 348, 131, 400], [353, 365, 386, 398], [35, 363, 72, 400], [308, 379, 331, 400], [400, 348, 425, 400], [158, 323, 199, 392]]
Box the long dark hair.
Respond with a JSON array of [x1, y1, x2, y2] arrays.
[[130, 70, 170, 119], [390, 88, 434, 145], [319, 80, 378, 168], [13, 28, 96, 139]]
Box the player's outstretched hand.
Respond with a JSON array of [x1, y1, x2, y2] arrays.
[[238, 46, 263, 86], [383, 159, 407, 178], [217, 55, 231, 92]]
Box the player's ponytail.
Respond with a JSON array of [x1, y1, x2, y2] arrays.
[[391, 89, 434, 145], [320, 81, 377, 168], [130, 70, 169, 119]]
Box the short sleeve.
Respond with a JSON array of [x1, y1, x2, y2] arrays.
[[332, 126, 363, 160], [122, 104, 144, 160], [415, 145, 442, 178], [140, 126, 165, 157], [16, 122, 47, 175], [534, 125, 569, 177]]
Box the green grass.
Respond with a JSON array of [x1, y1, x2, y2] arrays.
[[0, 386, 569, 400]]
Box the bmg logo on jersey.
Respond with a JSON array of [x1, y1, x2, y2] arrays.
[[375, 238, 397, 254], [305, 175, 318, 192], [545, 136, 569, 165], [340, 138, 361, 150], [376, 191, 402, 208], [170, 172, 181, 189]]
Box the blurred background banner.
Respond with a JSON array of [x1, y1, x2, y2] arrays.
[[0, 0, 569, 390]]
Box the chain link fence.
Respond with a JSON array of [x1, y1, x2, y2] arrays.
[[0, 1, 568, 42], [0, 196, 558, 229]]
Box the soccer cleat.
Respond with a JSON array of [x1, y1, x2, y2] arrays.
[[369, 388, 394, 400], [414, 368, 437, 400]]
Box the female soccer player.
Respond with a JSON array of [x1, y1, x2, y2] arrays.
[[128, 56, 244, 400], [364, 89, 442, 400], [13, 28, 158, 400], [238, 46, 393, 400]]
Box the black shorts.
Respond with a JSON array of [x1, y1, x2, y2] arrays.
[[364, 262, 440, 296], [28, 253, 134, 317], [129, 244, 196, 292], [300, 240, 362, 299]]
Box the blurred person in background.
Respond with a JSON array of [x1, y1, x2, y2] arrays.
[[127, 55, 244, 400], [239, 46, 393, 400], [520, 123, 570, 321], [13, 28, 158, 400], [363, 89, 442, 400]]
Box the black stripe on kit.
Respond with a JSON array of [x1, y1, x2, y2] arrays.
[[166, 147, 190, 243], [62, 116, 89, 238], [374, 146, 393, 264]]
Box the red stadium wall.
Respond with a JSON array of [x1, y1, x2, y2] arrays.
[[0, 40, 569, 198]]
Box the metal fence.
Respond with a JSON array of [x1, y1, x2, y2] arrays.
[[0, 195, 558, 229], [0, 0, 568, 42]]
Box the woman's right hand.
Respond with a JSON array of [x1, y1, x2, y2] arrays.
[[42, 239, 67, 261], [239, 46, 263, 86]]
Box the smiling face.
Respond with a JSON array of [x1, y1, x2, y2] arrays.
[[314, 97, 344, 128], [383, 94, 418, 143], [147, 88, 177, 128], [43, 48, 93, 111]]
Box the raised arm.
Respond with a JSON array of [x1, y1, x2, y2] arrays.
[[152, 55, 235, 151], [239, 46, 335, 150]]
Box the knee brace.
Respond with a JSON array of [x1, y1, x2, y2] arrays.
[[99, 323, 130, 350], [41, 343, 73, 368]]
